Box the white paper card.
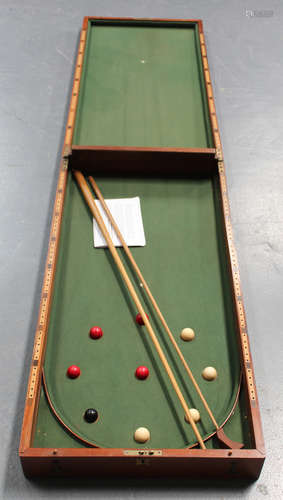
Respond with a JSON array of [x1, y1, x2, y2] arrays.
[[93, 197, 146, 248]]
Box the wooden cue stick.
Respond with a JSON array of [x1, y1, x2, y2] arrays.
[[74, 170, 206, 449], [88, 176, 219, 429]]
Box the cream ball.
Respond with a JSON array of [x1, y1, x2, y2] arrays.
[[202, 366, 217, 381], [134, 427, 150, 443], [180, 327, 195, 341], [185, 408, 201, 423]]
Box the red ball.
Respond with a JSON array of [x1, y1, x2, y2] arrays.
[[67, 365, 80, 379], [135, 366, 149, 380], [89, 326, 103, 339], [135, 313, 149, 326]]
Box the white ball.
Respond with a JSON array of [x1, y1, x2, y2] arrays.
[[134, 427, 150, 443], [202, 366, 217, 381], [180, 327, 195, 341], [185, 408, 200, 423]]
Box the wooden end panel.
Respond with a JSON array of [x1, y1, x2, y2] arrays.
[[84, 17, 203, 24], [20, 449, 265, 479]]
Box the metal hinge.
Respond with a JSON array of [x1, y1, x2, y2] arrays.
[[124, 450, 162, 457]]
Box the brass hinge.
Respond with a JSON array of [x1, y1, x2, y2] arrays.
[[215, 147, 223, 161], [63, 145, 72, 158], [124, 450, 162, 457]]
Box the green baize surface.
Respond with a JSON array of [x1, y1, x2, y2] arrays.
[[73, 23, 213, 148], [34, 173, 248, 449]]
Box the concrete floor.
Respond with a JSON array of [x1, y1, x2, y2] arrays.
[[1, 1, 282, 498]]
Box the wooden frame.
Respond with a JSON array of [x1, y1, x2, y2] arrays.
[[19, 17, 265, 479]]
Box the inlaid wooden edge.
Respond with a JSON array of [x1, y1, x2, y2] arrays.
[[19, 159, 68, 452], [217, 161, 264, 454], [197, 28, 222, 160], [197, 28, 264, 454], [63, 26, 88, 156]]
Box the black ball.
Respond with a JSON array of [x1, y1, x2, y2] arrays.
[[84, 408, 98, 423]]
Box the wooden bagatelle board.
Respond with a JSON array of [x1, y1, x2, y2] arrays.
[[19, 17, 265, 478]]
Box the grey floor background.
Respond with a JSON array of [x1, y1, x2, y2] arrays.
[[1, 1, 282, 499]]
